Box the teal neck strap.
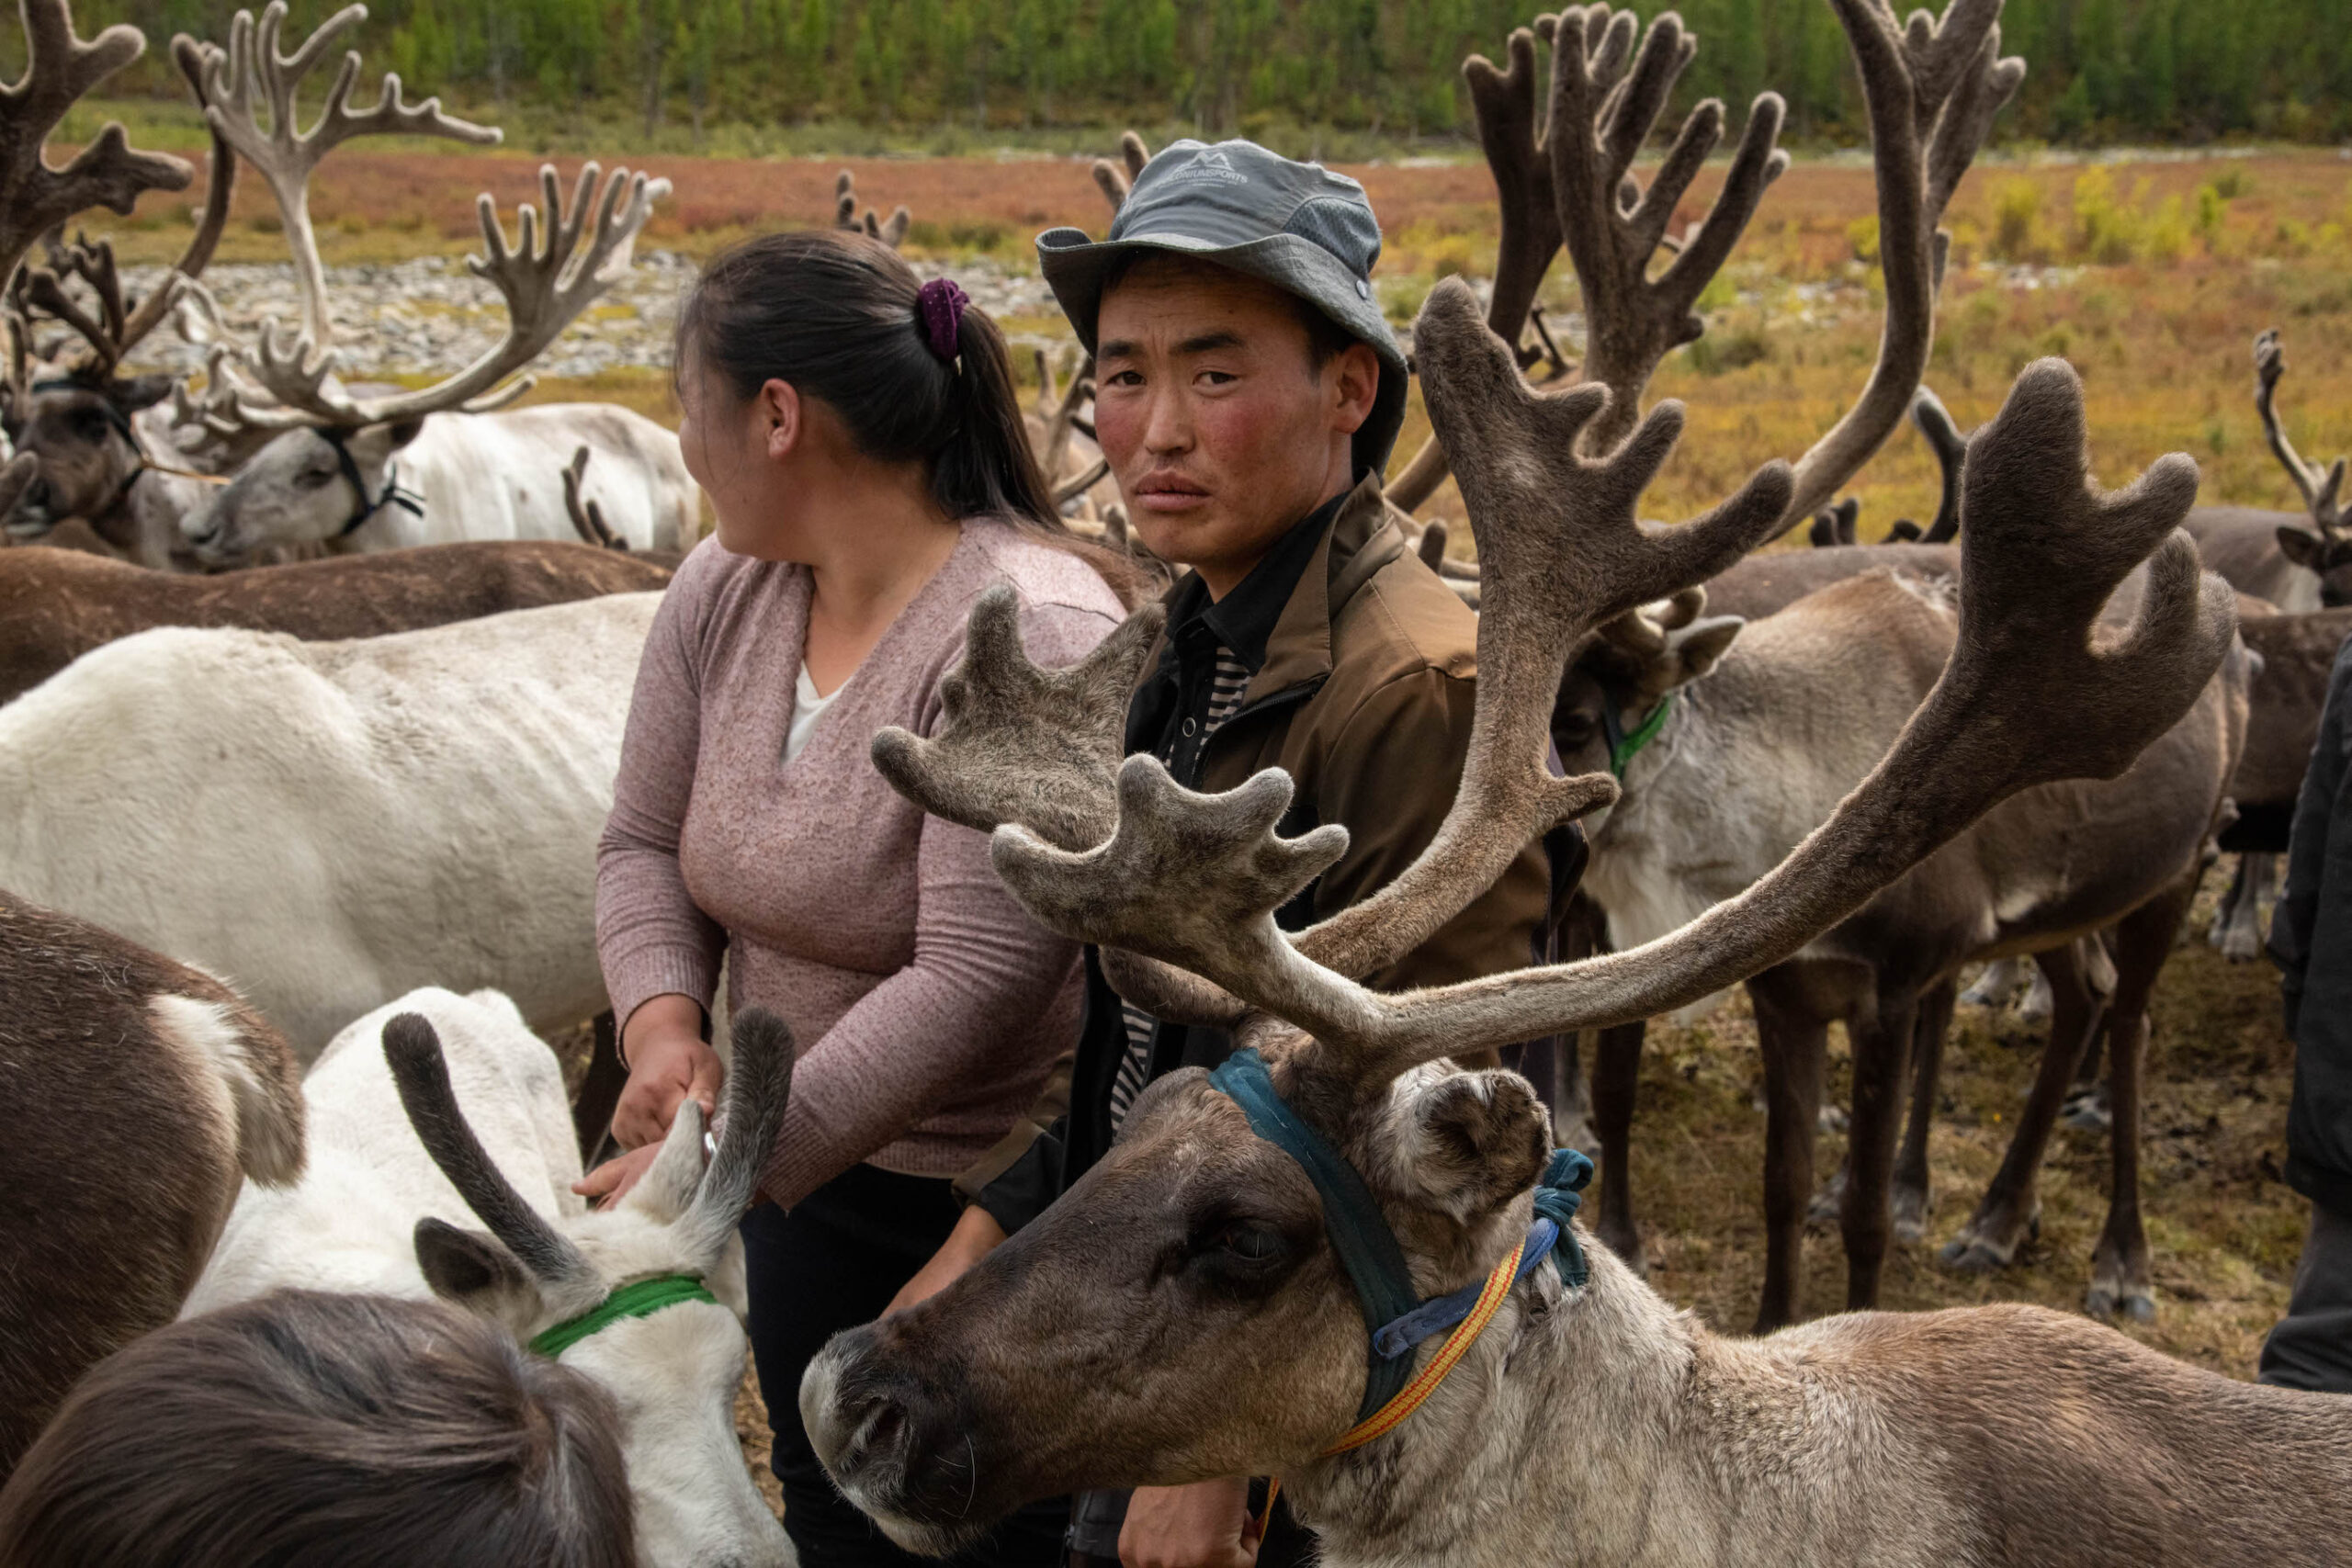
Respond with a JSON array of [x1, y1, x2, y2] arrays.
[[528, 1273, 717, 1359], [1206, 1048, 1420, 1421], [1602, 688, 1674, 778]]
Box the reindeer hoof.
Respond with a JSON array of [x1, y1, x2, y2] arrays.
[[2215, 927, 2263, 964], [1892, 1186, 1932, 1245], [2086, 1283, 2156, 1323], [1940, 1211, 2037, 1273], [2060, 1085, 2111, 1133]]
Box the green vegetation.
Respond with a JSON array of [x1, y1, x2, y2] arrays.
[[57, 0, 2352, 156]]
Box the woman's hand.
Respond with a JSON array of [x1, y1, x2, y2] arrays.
[[1118, 1477, 1261, 1568], [886, 1204, 1006, 1316], [573, 1143, 664, 1210], [612, 995, 724, 1150]]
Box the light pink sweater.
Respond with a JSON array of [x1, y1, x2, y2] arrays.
[[595, 519, 1125, 1206]]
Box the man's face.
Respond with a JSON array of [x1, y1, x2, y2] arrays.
[[1092, 257, 1379, 597]]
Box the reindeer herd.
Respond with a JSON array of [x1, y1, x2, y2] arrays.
[[0, 0, 2348, 1563]]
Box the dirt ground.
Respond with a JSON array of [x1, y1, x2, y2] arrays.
[[628, 858, 2303, 1520]]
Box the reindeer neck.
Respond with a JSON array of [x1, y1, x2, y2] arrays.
[[1287, 1230, 1958, 1568]]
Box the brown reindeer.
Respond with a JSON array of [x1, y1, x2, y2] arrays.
[[1557, 566, 2245, 1328], [797, 265, 2328, 1563], [2204, 602, 2352, 959], [2176, 330, 2352, 613], [0, 890, 304, 1477]]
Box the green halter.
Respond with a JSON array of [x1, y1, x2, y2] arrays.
[[1602, 688, 1675, 779], [528, 1274, 718, 1359]]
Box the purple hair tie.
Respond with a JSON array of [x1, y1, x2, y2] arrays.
[[917, 277, 968, 363]]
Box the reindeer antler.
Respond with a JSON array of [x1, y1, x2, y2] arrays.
[[562, 445, 624, 550], [835, 169, 910, 249], [1914, 384, 1967, 543], [983, 342, 2229, 1072], [211, 161, 668, 431], [190, 3, 498, 353], [1387, 7, 1784, 508], [0, 0, 193, 288], [1092, 130, 1151, 217], [2254, 328, 2344, 536]]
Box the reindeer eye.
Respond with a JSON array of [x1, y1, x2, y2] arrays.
[[297, 467, 337, 490], [1217, 1223, 1283, 1261]]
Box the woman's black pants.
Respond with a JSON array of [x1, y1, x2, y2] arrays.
[[742, 1162, 1069, 1568]]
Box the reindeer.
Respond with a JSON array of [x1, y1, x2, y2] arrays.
[[0, 0, 199, 562], [795, 260, 2336, 1565], [2204, 602, 2352, 959], [1557, 563, 2245, 1328], [0, 525, 668, 705], [0, 890, 303, 1477], [163, 5, 694, 567], [2173, 330, 2352, 614], [187, 987, 794, 1567], [0, 592, 657, 1073], [0, 37, 257, 570]]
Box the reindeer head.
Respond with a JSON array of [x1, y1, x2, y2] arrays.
[[2254, 329, 2352, 605], [802, 233, 2235, 1551], [806, 1034, 1556, 1554], [185, 419, 425, 564], [1550, 588, 1744, 801], [0, 370, 171, 544], [385, 1007, 796, 1568]]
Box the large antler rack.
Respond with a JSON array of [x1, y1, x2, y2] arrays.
[[187, 3, 499, 355], [11, 33, 237, 382], [1391, 0, 2021, 536], [194, 159, 669, 434], [877, 274, 2234, 1071], [2253, 328, 2345, 538], [0, 0, 193, 289]]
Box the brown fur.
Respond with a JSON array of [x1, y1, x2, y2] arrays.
[[2231, 604, 2352, 832], [0, 539, 670, 705], [0, 891, 302, 1477]]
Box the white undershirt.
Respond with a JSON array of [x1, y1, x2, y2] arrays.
[[785, 663, 844, 765]]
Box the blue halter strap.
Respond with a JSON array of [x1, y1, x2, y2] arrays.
[[1204, 1048, 1593, 1423]]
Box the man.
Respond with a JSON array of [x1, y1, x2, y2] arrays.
[[2263, 630, 2352, 1393], [895, 141, 1555, 1568]]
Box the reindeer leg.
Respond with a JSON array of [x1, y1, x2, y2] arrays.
[[2087, 879, 2194, 1323], [1589, 1020, 1646, 1273], [1943, 945, 2101, 1272], [2062, 934, 2119, 1130], [2210, 852, 2274, 963], [1841, 991, 1917, 1312], [1892, 979, 1956, 1245], [1754, 981, 1826, 1334]]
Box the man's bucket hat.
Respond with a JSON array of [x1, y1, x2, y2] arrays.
[[1036, 140, 1408, 478]]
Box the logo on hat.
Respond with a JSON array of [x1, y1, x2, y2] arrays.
[[1166, 147, 1249, 187]]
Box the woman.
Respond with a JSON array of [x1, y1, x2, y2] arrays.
[[585, 230, 1127, 1566]]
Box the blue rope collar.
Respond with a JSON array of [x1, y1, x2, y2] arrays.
[[1204, 1049, 1592, 1423]]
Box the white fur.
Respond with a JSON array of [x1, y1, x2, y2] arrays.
[[185, 404, 695, 566], [0, 592, 658, 1056], [188, 987, 792, 1568]]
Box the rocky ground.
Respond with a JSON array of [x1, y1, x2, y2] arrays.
[[114, 251, 1069, 383]]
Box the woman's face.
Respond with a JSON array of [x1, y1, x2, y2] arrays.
[[676, 351, 811, 560]]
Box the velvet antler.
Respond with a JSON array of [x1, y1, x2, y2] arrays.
[[2254, 328, 2345, 536]]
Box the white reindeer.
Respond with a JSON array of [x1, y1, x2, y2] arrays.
[[162, 5, 693, 566], [188, 987, 794, 1568], [0, 592, 657, 1056]]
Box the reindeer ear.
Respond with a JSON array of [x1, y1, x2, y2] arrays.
[[1391, 1070, 1551, 1224], [1666, 615, 1744, 684], [2278, 525, 2325, 569], [414, 1217, 544, 1318]]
